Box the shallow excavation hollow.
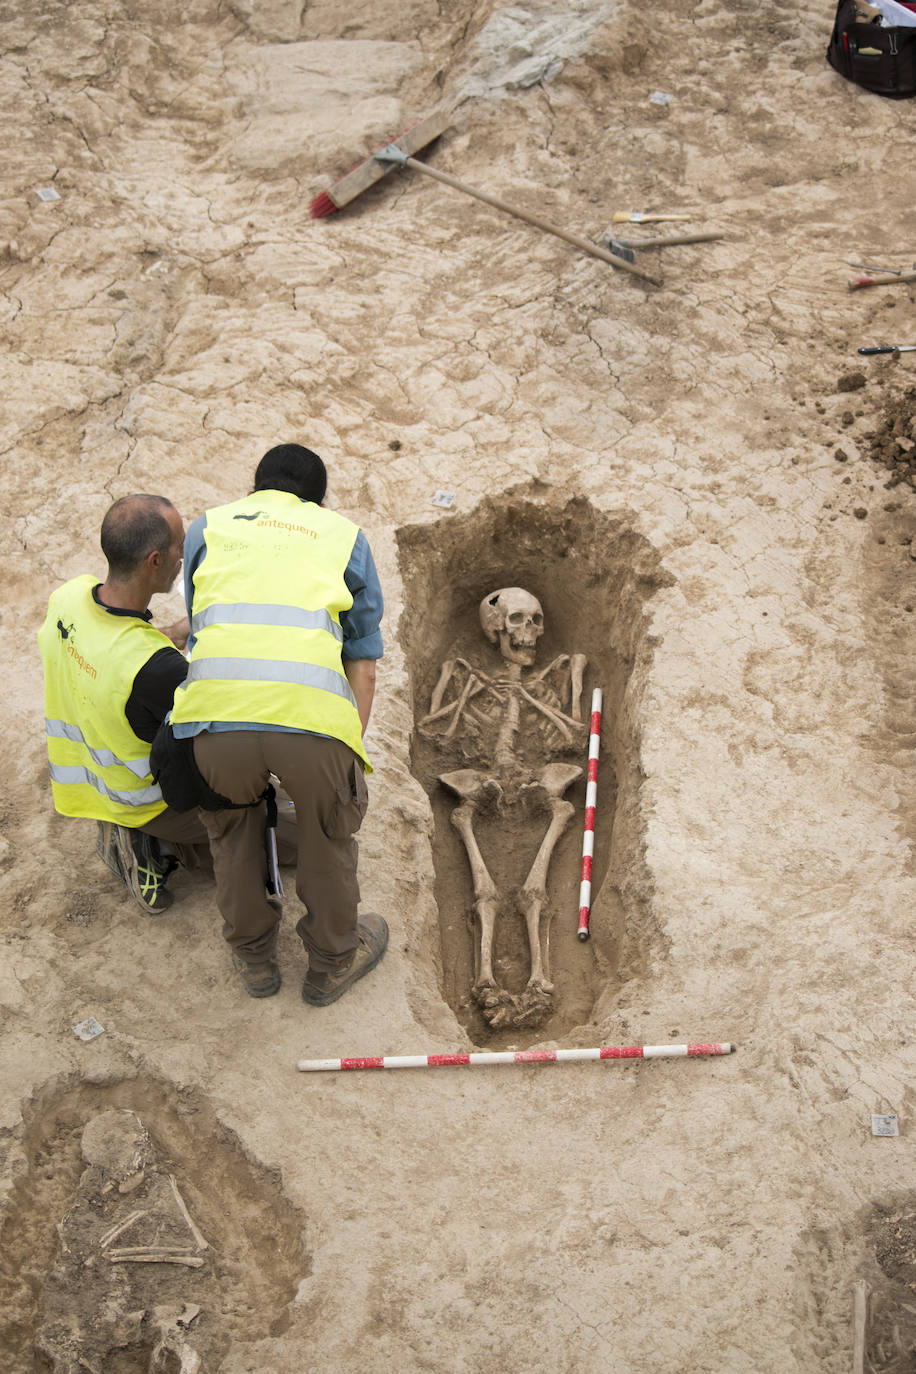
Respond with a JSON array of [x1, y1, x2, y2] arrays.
[[396, 484, 670, 1048], [0, 1073, 306, 1374]]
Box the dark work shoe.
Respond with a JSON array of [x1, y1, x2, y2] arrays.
[[301, 913, 389, 1006], [233, 954, 281, 999], [96, 821, 123, 879], [112, 826, 173, 914]]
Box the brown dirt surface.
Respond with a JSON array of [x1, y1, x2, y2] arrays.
[[865, 382, 916, 487], [1, 0, 915, 1371]]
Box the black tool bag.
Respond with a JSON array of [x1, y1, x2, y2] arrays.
[[150, 720, 247, 812], [827, 0, 916, 97], [150, 720, 282, 891]]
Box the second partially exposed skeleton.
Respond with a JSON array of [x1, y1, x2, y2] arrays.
[[420, 588, 588, 1029]]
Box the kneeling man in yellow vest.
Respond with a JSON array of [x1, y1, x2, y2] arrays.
[[168, 443, 387, 1003], [37, 494, 233, 914]]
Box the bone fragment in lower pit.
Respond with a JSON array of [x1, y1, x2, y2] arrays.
[[35, 1110, 207, 1374]]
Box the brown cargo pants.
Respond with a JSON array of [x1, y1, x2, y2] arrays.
[[192, 729, 368, 973], [139, 794, 297, 876], [139, 804, 213, 871]]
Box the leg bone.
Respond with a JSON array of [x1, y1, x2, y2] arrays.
[[449, 801, 500, 995], [518, 763, 583, 994], [440, 771, 506, 1006], [519, 797, 576, 992]]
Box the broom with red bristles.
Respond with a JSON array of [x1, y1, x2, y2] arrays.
[[309, 111, 661, 286]]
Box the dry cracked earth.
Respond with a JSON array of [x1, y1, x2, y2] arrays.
[[1, 0, 915, 1371]]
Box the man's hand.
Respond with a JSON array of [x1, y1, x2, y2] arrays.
[[344, 658, 376, 736], [161, 616, 190, 652]]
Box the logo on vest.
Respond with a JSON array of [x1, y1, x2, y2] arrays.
[[230, 510, 318, 538], [256, 519, 318, 538], [59, 624, 98, 680]]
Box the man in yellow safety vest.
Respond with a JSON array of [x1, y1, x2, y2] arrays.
[[169, 443, 387, 1003], [38, 494, 212, 914]]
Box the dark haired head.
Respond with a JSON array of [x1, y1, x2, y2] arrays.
[[100, 495, 175, 577], [253, 444, 327, 504]]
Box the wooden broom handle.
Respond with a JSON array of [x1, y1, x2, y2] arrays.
[[404, 156, 661, 286], [616, 232, 725, 249]]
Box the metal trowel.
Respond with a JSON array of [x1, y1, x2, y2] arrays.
[[858, 345, 916, 354]]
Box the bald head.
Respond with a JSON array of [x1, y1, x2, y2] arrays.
[[100, 495, 176, 578]]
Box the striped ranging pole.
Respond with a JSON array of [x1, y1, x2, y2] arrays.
[[296, 1043, 735, 1073], [577, 687, 603, 941]]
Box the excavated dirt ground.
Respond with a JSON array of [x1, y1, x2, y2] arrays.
[[1, 1, 915, 1370]]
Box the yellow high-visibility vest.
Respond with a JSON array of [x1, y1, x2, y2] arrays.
[[37, 576, 170, 824], [170, 491, 370, 767]]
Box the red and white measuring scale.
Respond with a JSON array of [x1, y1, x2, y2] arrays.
[[296, 1043, 735, 1073], [577, 687, 603, 940]]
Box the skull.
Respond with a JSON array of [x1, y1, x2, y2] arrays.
[[479, 588, 544, 667]]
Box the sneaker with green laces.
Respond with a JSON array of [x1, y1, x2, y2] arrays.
[[112, 826, 174, 914], [300, 913, 389, 1006]]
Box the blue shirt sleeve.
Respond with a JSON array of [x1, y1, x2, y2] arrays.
[[341, 530, 384, 661], [182, 513, 208, 652]]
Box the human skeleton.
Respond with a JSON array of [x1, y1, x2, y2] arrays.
[[36, 1110, 205, 1374], [420, 588, 588, 1029]]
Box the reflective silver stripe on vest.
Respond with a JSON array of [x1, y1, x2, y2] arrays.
[[45, 718, 152, 780], [184, 657, 357, 706], [49, 763, 163, 807], [191, 603, 343, 642]]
